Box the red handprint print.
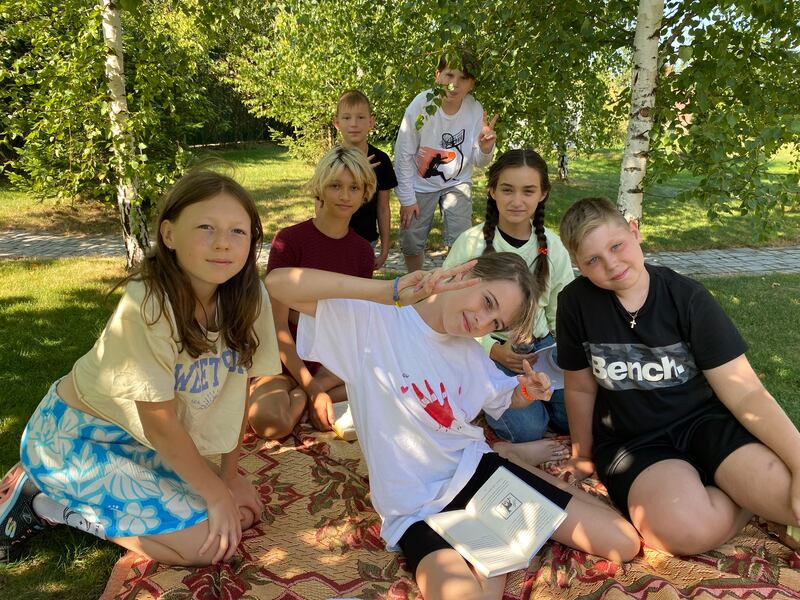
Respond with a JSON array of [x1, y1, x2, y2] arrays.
[[411, 380, 455, 428]]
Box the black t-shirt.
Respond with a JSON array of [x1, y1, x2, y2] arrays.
[[349, 144, 398, 243], [497, 227, 528, 248], [556, 264, 747, 443]]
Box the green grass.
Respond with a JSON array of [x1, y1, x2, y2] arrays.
[[698, 273, 800, 426], [0, 259, 798, 597], [0, 258, 126, 599], [550, 148, 800, 252], [0, 186, 120, 236], [1, 143, 797, 252]]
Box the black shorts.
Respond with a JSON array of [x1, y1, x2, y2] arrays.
[[397, 452, 572, 578], [594, 402, 759, 518]]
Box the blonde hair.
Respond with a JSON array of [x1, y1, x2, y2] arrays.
[[559, 197, 628, 258], [336, 89, 371, 115], [307, 145, 377, 204]]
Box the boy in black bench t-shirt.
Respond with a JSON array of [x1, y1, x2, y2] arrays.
[[555, 197, 800, 556]]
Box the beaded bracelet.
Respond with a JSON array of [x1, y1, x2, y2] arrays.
[[519, 383, 533, 401], [393, 276, 401, 307]]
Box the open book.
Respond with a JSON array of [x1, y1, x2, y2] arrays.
[[332, 401, 357, 441], [424, 466, 568, 578]]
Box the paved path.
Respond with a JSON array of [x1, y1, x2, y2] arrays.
[[1, 229, 799, 276]]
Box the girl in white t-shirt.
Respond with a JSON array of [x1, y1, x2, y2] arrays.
[[0, 170, 280, 566], [266, 254, 640, 600]]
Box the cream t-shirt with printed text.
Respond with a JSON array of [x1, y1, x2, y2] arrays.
[[72, 280, 280, 455]]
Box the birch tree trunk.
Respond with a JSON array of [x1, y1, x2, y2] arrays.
[[617, 0, 664, 222], [100, 0, 148, 268]]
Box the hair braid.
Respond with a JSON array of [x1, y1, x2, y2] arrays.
[[531, 196, 550, 303], [482, 195, 499, 254]]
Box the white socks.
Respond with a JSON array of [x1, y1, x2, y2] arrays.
[[32, 494, 107, 540]]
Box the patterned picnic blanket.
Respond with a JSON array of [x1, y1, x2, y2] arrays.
[[101, 426, 800, 599]]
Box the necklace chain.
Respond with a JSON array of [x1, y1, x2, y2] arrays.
[[625, 307, 641, 329]]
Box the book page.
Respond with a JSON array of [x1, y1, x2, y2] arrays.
[[424, 510, 525, 576], [531, 343, 564, 389], [466, 466, 567, 558], [332, 401, 357, 441]]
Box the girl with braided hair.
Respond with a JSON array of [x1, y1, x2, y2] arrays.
[[443, 149, 575, 466]]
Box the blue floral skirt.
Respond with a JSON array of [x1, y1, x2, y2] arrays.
[[20, 380, 209, 538]]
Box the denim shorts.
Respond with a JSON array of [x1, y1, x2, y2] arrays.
[[399, 182, 473, 254]]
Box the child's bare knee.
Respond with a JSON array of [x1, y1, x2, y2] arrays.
[[248, 394, 295, 439], [611, 523, 641, 562], [644, 511, 722, 556]]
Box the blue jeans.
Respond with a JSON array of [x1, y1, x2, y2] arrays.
[[486, 334, 569, 442]]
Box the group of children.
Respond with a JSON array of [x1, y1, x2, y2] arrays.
[[2, 49, 799, 600]]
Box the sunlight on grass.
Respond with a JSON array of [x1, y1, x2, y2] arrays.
[[0, 415, 20, 436], [0, 258, 126, 600], [3, 142, 797, 252], [699, 273, 800, 425]]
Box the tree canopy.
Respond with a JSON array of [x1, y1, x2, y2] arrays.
[[1, 0, 797, 236]]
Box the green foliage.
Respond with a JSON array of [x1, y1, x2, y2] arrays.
[[227, 0, 630, 164], [2, 0, 797, 234], [0, 0, 249, 211], [1, 0, 109, 201], [228, 0, 798, 232], [650, 0, 800, 233]]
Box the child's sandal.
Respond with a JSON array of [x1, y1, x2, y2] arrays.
[[0, 463, 49, 563]]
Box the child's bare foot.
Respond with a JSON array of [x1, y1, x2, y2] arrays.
[[495, 439, 570, 466]]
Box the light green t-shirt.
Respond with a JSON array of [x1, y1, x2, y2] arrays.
[[443, 223, 574, 353], [72, 280, 280, 455]]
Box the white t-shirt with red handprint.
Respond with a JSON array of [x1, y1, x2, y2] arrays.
[[297, 298, 517, 549]]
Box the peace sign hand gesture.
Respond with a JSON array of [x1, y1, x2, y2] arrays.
[[396, 260, 479, 306], [479, 112, 499, 154], [516, 359, 553, 405]]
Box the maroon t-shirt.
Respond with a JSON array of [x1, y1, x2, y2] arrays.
[[267, 219, 374, 373]]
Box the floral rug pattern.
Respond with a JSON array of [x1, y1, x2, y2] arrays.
[[101, 427, 800, 600]]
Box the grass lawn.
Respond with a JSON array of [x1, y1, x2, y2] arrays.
[[1, 144, 797, 253], [0, 258, 798, 597], [0, 259, 125, 599]]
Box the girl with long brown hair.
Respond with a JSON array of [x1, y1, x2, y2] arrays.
[[443, 149, 575, 466], [1, 170, 280, 565]]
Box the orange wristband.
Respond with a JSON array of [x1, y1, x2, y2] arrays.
[[519, 384, 533, 401]]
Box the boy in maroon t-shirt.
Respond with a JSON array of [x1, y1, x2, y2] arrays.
[[249, 147, 375, 438]]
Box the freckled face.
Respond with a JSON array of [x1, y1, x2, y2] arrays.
[[160, 193, 252, 297]]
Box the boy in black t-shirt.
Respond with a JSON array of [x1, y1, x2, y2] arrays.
[[555, 197, 800, 555], [333, 90, 398, 270]]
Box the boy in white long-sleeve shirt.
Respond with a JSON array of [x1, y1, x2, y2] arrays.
[[394, 49, 498, 272]]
